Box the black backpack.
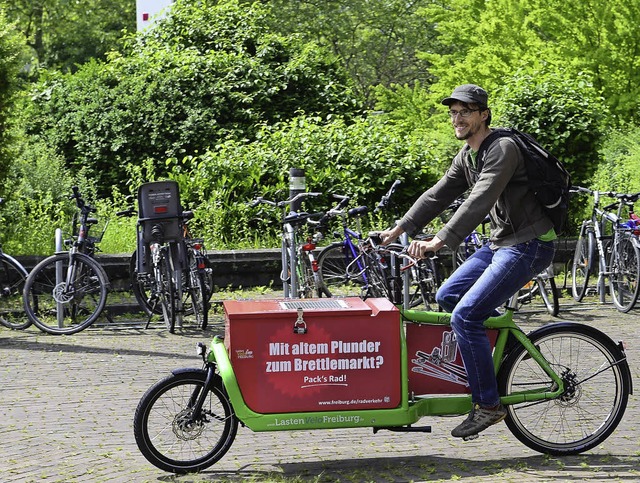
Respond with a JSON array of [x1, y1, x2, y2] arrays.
[[477, 127, 571, 234]]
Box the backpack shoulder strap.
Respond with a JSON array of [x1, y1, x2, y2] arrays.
[[476, 127, 514, 172]]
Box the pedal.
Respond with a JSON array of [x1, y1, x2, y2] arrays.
[[462, 433, 479, 441]]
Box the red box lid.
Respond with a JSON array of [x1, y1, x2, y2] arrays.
[[223, 297, 376, 320]]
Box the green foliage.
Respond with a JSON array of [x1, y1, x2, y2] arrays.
[[7, 0, 640, 253], [492, 70, 607, 186], [593, 129, 640, 194], [170, 115, 447, 248], [24, 0, 361, 196], [529, 0, 640, 121], [421, 0, 640, 123], [0, 138, 73, 254]]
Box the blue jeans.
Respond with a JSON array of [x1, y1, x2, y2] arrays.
[[436, 239, 556, 407]]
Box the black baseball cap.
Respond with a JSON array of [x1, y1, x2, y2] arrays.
[[441, 84, 488, 107]]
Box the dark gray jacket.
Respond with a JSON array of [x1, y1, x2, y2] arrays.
[[398, 135, 553, 249]]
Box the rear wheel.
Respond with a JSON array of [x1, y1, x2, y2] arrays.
[[184, 258, 208, 329], [157, 251, 176, 333], [130, 250, 158, 316], [23, 253, 108, 335], [406, 257, 442, 310], [498, 323, 631, 455], [134, 370, 238, 474], [609, 233, 640, 313]]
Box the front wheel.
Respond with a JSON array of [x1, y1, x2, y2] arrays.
[[536, 276, 559, 316], [498, 323, 631, 455], [571, 226, 595, 301], [0, 254, 30, 330], [133, 370, 238, 474], [23, 253, 109, 335], [317, 242, 365, 297]]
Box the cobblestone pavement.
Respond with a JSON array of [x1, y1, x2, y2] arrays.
[[1, 296, 639, 483]]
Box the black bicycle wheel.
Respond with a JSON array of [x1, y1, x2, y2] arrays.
[[361, 246, 397, 301], [134, 370, 238, 474], [157, 250, 176, 333], [498, 323, 631, 455], [23, 253, 109, 335], [452, 240, 481, 269], [571, 226, 595, 301], [184, 256, 208, 330], [0, 254, 30, 330], [536, 276, 560, 316], [609, 233, 640, 313], [317, 242, 365, 297], [130, 250, 159, 316], [407, 257, 442, 310], [297, 249, 323, 298]]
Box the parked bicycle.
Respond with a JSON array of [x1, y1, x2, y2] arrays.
[[127, 181, 210, 333], [0, 199, 31, 330], [125, 206, 213, 331], [133, 257, 632, 473], [250, 192, 325, 298], [23, 187, 110, 335], [314, 193, 372, 298], [376, 234, 442, 310], [571, 187, 640, 312], [316, 180, 442, 308], [445, 197, 490, 270]]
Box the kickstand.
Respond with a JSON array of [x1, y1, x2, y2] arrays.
[[103, 309, 115, 324], [145, 299, 159, 329]]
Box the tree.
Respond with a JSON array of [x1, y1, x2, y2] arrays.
[[24, 0, 361, 194], [4, 0, 134, 72], [259, 0, 440, 105], [418, 0, 640, 122], [0, 8, 29, 187]]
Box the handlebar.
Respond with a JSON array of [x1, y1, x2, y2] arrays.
[[250, 192, 322, 209], [284, 210, 325, 227], [116, 207, 137, 217], [374, 179, 401, 213], [571, 186, 640, 211], [69, 186, 96, 214], [570, 186, 617, 198]]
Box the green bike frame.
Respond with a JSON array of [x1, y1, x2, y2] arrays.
[[208, 307, 565, 432]]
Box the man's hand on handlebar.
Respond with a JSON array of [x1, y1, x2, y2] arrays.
[[379, 225, 405, 246], [407, 235, 444, 259]]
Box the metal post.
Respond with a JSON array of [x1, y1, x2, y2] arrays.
[[400, 231, 410, 309], [55, 228, 64, 327], [287, 168, 305, 298], [289, 168, 305, 213]]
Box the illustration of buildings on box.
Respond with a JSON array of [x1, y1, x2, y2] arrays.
[[410, 329, 468, 387]]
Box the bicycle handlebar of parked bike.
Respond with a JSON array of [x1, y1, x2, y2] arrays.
[[249, 192, 322, 209], [374, 179, 401, 213], [69, 186, 96, 214]]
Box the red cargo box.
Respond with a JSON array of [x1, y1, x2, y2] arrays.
[[406, 323, 498, 395], [224, 297, 401, 413]]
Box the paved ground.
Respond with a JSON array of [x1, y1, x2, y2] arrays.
[[1, 294, 639, 483]]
